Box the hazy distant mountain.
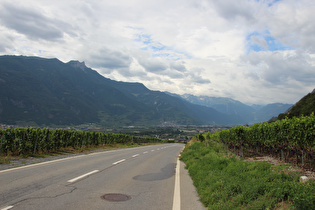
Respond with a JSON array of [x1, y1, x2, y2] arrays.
[[0, 55, 239, 126], [255, 103, 292, 122], [180, 94, 254, 123], [250, 104, 264, 111], [177, 94, 292, 124]]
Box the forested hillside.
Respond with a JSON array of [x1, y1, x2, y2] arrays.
[[0, 55, 236, 126], [278, 89, 315, 120]]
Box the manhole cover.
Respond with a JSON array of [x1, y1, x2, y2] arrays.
[[101, 193, 131, 202]]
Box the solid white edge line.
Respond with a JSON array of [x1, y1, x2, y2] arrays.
[[0, 148, 122, 174], [0, 155, 85, 174], [112, 159, 126, 165], [172, 157, 181, 210], [67, 170, 99, 183], [1, 206, 14, 210], [132, 154, 139, 157]]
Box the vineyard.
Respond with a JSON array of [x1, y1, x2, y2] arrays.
[[204, 114, 315, 171], [0, 128, 163, 156]]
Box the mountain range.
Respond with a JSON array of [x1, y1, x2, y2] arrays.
[[178, 94, 292, 124], [0, 55, 292, 127]]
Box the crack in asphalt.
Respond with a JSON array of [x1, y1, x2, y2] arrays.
[[2, 158, 126, 208], [7, 185, 77, 208]]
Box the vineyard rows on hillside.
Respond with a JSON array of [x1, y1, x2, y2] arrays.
[[203, 114, 315, 171]]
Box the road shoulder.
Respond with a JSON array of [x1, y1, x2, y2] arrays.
[[180, 159, 206, 210]]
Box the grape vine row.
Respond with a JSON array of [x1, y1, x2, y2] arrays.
[[0, 128, 163, 156], [206, 114, 315, 170]]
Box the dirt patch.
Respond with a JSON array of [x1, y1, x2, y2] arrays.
[[245, 156, 315, 180]]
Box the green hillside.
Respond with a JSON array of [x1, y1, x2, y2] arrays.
[[278, 89, 315, 119], [0, 56, 149, 126], [0, 55, 235, 126]]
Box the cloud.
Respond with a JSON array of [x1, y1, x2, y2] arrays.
[[88, 47, 132, 70], [247, 30, 294, 53], [0, 2, 76, 41], [250, 36, 269, 50], [244, 50, 315, 85], [190, 76, 211, 85], [0, 27, 14, 52], [210, 0, 256, 22], [134, 32, 191, 60], [137, 57, 168, 73], [0, 0, 314, 105], [170, 61, 187, 72], [264, 0, 315, 53]]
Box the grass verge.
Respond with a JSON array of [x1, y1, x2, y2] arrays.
[[0, 157, 10, 164], [180, 141, 315, 210]]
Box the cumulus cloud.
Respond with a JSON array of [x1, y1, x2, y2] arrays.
[[244, 50, 315, 85], [137, 57, 168, 73], [210, 0, 257, 22], [0, 0, 314, 104], [0, 27, 14, 52], [88, 47, 132, 70], [0, 2, 76, 41], [258, 0, 315, 53]]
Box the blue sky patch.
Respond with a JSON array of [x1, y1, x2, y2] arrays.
[[135, 33, 191, 60], [246, 30, 293, 53], [268, 0, 281, 7], [135, 34, 166, 52], [254, 0, 281, 7]]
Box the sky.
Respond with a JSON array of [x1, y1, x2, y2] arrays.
[[0, 0, 314, 105]]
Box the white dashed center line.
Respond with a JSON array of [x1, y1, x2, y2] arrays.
[[112, 159, 126, 165], [1, 206, 14, 210], [67, 170, 99, 183]]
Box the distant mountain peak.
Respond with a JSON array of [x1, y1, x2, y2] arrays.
[[68, 60, 87, 70]]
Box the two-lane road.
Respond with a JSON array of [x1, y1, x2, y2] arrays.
[[0, 144, 205, 210]]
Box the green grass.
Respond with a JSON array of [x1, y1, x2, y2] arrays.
[[0, 157, 10, 164], [181, 141, 315, 210]]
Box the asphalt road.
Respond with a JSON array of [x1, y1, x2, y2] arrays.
[[0, 144, 205, 210]]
